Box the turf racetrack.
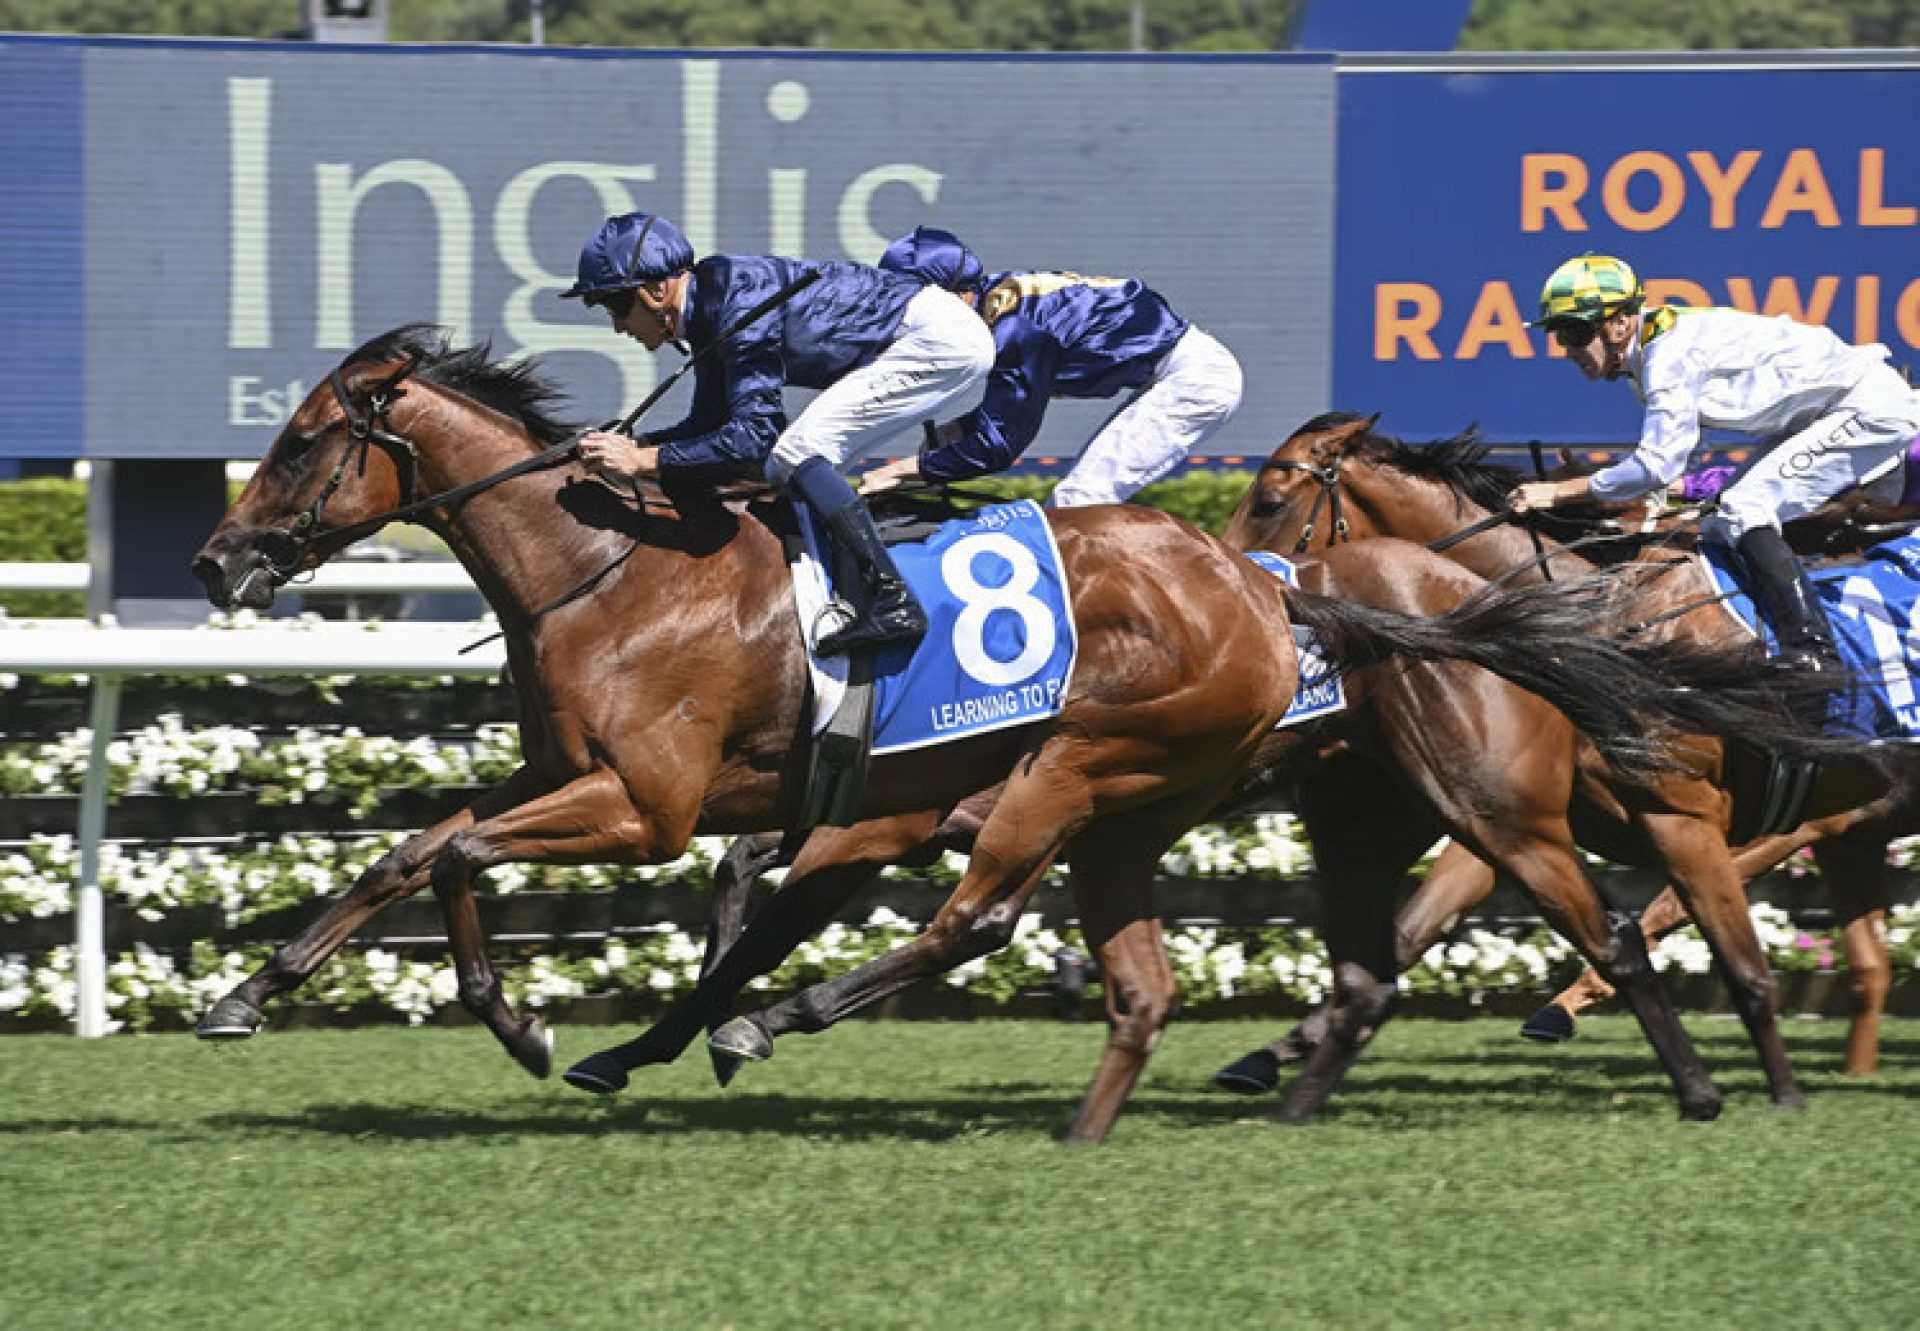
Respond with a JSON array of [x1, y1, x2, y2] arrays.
[[3, 1016, 1916, 1330]]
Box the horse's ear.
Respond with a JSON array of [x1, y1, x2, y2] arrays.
[[1311, 416, 1376, 462], [373, 353, 420, 396]]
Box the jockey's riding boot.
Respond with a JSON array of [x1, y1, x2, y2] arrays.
[[1737, 526, 1836, 672], [815, 500, 928, 655]]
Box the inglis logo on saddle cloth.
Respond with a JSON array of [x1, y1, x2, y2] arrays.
[[795, 501, 1079, 755], [1702, 535, 1920, 742], [1243, 552, 1348, 727]]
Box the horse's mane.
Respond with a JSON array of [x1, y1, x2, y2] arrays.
[[1303, 410, 1521, 514], [347, 324, 582, 448]]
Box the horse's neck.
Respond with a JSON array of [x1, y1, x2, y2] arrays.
[[1357, 471, 1567, 584], [402, 398, 673, 625]]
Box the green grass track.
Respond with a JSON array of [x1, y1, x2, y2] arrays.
[[3, 1017, 1916, 1330]]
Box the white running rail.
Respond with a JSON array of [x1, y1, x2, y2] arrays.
[[0, 620, 506, 1037]]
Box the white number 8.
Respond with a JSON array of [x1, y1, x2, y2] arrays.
[[941, 533, 1056, 686]]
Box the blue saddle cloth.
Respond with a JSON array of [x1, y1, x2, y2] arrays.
[[1702, 534, 1920, 742], [1243, 551, 1348, 727], [798, 500, 1078, 755]]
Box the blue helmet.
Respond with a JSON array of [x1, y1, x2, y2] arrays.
[[561, 211, 696, 299], [879, 226, 985, 297]]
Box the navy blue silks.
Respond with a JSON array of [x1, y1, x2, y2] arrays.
[[645, 256, 925, 481], [923, 273, 1190, 484]]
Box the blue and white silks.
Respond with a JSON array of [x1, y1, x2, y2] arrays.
[[1702, 534, 1920, 741], [793, 501, 1078, 755]]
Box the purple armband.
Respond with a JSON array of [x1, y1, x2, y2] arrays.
[[1679, 466, 1737, 504]]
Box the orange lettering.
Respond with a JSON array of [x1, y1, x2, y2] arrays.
[[1686, 150, 1761, 229], [1520, 154, 1589, 233], [1375, 284, 1443, 360], [1859, 149, 1918, 226], [1645, 279, 1712, 309], [1602, 152, 1685, 231], [1455, 281, 1534, 359], [1759, 149, 1842, 228], [1724, 276, 1839, 324], [1898, 278, 1920, 350], [1855, 274, 1881, 345]]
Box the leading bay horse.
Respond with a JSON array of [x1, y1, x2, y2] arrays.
[[190, 328, 1801, 1140], [1215, 413, 1890, 1096]]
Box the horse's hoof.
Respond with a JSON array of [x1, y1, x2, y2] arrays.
[[708, 1016, 774, 1063], [195, 995, 265, 1041], [510, 1019, 555, 1080], [563, 1052, 630, 1096], [1519, 1004, 1577, 1043], [1213, 1049, 1284, 1096], [1679, 1094, 1724, 1123], [709, 1047, 744, 1089]]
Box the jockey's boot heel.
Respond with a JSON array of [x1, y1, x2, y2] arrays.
[[816, 501, 928, 655]]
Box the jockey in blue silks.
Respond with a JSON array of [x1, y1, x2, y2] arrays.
[[863, 226, 1244, 507], [565, 212, 993, 655]]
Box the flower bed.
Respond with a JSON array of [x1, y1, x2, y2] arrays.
[[5, 643, 1920, 1033]]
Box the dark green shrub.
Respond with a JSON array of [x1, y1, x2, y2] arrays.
[[0, 479, 86, 617]]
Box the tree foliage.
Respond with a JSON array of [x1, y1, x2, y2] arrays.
[[0, 0, 1907, 52]]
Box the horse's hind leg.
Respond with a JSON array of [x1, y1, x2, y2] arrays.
[[1813, 830, 1894, 1075], [700, 833, 790, 1084], [708, 764, 1086, 1064], [1060, 813, 1197, 1143], [1634, 808, 1803, 1109], [1217, 839, 1496, 1095], [195, 765, 551, 1041], [1270, 764, 1436, 1123], [565, 813, 942, 1093]]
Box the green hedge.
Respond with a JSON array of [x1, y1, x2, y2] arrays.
[[0, 470, 1256, 619], [945, 470, 1256, 536], [0, 479, 85, 617]]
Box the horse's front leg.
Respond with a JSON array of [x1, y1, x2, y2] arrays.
[[426, 766, 689, 1078], [1812, 829, 1895, 1075], [195, 765, 553, 1042]]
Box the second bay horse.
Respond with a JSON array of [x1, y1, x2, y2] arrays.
[[1216, 413, 1889, 1096]]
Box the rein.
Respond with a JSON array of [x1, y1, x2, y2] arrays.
[[264, 267, 827, 618]]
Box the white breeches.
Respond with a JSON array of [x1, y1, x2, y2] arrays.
[[765, 286, 994, 484], [1049, 326, 1244, 509], [1702, 362, 1920, 545]]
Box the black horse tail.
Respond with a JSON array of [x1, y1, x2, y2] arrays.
[[1281, 572, 1858, 780]]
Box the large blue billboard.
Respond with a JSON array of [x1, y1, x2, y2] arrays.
[[0, 37, 1334, 460], [1333, 59, 1920, 445]]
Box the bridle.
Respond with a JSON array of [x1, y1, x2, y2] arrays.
[[1259, 457, 1349, 555], [267, 361, 427, 580], [261, 357, 584, 587]]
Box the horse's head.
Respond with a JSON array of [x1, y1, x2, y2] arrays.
[[192, 342, 425, 610], [1221, 412, 1379, 555]]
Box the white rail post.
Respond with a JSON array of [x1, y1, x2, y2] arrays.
[[74, 672, 122, 1037]]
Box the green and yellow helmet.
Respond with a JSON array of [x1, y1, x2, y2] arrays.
[[1531, 254, 1644, 328]]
